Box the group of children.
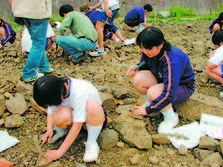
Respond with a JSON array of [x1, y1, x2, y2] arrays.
[[0, 1, 223, 165]]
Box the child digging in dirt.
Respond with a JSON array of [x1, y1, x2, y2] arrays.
[[124, 4, 153, 32], [205, 29, 223, 97], [125, 26, 196, 134], [208, 12, 223, 34], [56, 4, 98, 65], [33, 75, 107, 162], [0, 18, 16, 49]]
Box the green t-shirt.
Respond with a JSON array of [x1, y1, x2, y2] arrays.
[[59, 11, 98, 42]]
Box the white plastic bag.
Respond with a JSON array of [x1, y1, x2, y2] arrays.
[[0, 130, 19, 152]]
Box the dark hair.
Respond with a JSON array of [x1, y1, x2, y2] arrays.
[[212, 29, 223, 46], [59, 4, 74, 17], [0, 19, 6, 27], [33, 75, 67, 108], [143, 4, 153, 12], [219, 12, 223, 21], [136, 26, 171, 51]]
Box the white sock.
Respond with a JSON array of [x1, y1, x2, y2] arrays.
[[161, 107, 177, 121], [143, 95, 151, 105], [86, 124, 103, 143]]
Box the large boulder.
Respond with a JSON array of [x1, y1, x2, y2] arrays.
[[173, 92, 223, 120]]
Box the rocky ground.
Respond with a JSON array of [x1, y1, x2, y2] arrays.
[[0, 20, 223, 167]]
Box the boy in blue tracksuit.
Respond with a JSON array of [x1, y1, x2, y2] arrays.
[[0, 19, 16, 48], [208, 12, 223, 34], [80, 3, 120, 42], [124, 4, 153, 31], [126, 27, 195, 134]]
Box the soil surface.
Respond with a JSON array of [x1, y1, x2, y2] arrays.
[[0, 20, 222, 167]]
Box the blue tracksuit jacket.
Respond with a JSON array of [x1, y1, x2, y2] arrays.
[[138, 46, 195, 114]]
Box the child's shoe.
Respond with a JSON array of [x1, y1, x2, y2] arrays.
[[158, 112, 179, 134], [83, 142, 100, 162], [23, 73, 44, 83], [89, 48, 106, 57]]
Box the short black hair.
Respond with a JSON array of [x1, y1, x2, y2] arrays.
[[212, 29, 223, 46], [219, 12, 223, 21], [143, 4, 153, 12], [136, 26, 171, 51], [33, 75, 67, 108], [59, 4, 74, 17]]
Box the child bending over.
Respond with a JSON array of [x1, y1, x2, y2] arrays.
[[33, 75, 107, 162]]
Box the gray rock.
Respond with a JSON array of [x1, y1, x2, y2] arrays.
[[220, 140, 223, 156], [5, 93, 28, 115], [178, 145, 187, 155], [194, 148, 214, 161], [0, 100, 5, 118], [111, 88, 129, 99], [154, 150, 167, 158], [148, 155, 159, 165], [166, 148, 177, 155], [16, 80, 32, 94], [98, 129, 118, 149], [199, 136, 219, 150], [4, 114, 24, 128], [113, 117, 152, 149], [201, 152, 223, 166], [151, 134, 171, 145], [129, 153, 141, 165], [173, 92, 223, 120]]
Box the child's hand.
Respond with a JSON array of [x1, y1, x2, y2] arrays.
[[0, 158, 13, 167], [42, 130, 53, 145], [44, 150, 63, 162], [133, 106, 147, 116], [125, 65, 138, 78]]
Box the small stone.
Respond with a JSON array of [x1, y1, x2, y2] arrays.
[[129, 154, 141, 165], [178, 145, 187, 155], [117, 141, 124, 147], [148, 155, 159, 165]]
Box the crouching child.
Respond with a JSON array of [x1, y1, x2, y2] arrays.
[[33, 75, 107, 162]]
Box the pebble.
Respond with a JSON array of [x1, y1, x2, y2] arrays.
[[178, 145, 188, 155]]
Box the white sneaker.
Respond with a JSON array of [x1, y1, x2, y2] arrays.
[[89, 49, 106, 57], [123, 38, 136, 46], [83, 142, 100, 162], [49, 126, 68, 143], [158, 113, 179, 134]]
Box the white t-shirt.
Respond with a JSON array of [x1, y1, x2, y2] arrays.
[[100, 0, 119, 10], [21, 23, 55, 52], [209, 45, 223, 66], [48, 78, 102, 123]]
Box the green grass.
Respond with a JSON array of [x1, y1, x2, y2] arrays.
[[3, 4, 223, 29]]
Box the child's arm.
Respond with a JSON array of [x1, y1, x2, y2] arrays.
[[90, 1, 102, 11], [42, 114, 54, 145], [44, 122, 83, 162], [1, 24, 14, 46], [104, 0, 112, 18]]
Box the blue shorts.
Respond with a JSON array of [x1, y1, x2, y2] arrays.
[[97, 9, 119, 24], [221, 63, 223, 78], [173, 84, 196, 103], [103, 22, 118, 41]]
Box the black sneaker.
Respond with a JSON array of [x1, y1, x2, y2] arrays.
[[71, 53, 88, 65]]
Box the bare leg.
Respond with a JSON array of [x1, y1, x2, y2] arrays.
[[96, 21, 105, 50]]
